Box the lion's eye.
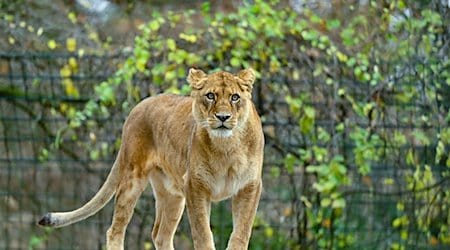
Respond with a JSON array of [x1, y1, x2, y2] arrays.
[[231, 94, 240, 102], [206, 92, 215, 100]]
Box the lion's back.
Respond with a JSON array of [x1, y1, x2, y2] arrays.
[[134, 93, 194, 132]]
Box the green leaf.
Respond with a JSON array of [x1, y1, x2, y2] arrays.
[[313, 179, 335, 193], [306, 165, 328, 175], [285, 95, 302, 115], [303, 106, 315, 118], [29, 235, 44, 249], [299, 116, 314, 134], [149, 19, 161, 31], [320, 198, 331, 207], [166, 39, 176, 51], [327, 19, 341, 29], [332, 198, 346, 208], [317, 127, 330, 143], [201, 2, 211, 13], [284, 153, 297, 174], [90, 149, 100, 160], [393, 131, 407, 146], [270, 166, 280, 178], [230, 57, 240, 67], [435, 140, 445, 164], [412, 130, 430, 146], [440, 128, 450, 143], [392, 217, 402, 228], [95, 82, 116, 105], [341, 27, 356, 46], [406, 149, 416, 166], [164, 70, 176, 81]]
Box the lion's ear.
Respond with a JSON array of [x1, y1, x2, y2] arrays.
[[237, 68, 256, 93], [187, 68, 207, 90]]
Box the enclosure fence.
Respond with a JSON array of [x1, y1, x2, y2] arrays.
[[1, 51, 449, 249]]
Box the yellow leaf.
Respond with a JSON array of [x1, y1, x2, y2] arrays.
[[283, 206, 293, 217], [68, 57, 78, 72], [48, 40, 57, 50], [392, 215, 409, 228], [66, 38, 76, 52], [60, 65, 71, 78], [300, 196, 312, 208], [264, 227, 274, 238], [391, 243, 404, 250], [78, 49, 85, 57], [292, 70, 300, 80], [383, 178, 394, 185], [401, 230, 408, 240], [67, 12, 77, 23], [429, 236, 439, 246], [336, 51, 348, 62], [179, 33, 197, 43], [60, 103, 68, 113], [63, 79, 79, 97], [392, 217, 402, 228], [4, 14, 14, 22], [8, 36, 15, 44], [37, 27, 43, 36], [89, 32, 99, 42], [322, 219, 331, 228], [144, 241, 153, 250], [396, 202, 404, 211], [136, 59, 146, 72]]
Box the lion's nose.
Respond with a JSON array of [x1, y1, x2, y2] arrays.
[[215, 113, 231, 122]]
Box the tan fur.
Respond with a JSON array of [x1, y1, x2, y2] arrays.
[[38, 68, 264, 250]]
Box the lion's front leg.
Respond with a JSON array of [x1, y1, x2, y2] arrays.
[[227, 180, 262, 250], [185, 179, 215, 250]]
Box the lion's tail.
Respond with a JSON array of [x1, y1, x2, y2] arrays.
[[37, 156, 121, 228]]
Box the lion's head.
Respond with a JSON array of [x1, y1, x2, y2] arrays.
[[187, 68, 256, 138]]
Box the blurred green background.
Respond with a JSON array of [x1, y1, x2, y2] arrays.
[[1, 0, 449, 249]]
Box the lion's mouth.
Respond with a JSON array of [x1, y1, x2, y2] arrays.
[[214, 120, 234, 130], [217, 125, 229, 129], [210, 124, 234, 138]]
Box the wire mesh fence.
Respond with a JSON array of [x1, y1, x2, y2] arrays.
[[0, 51, 449, 249]]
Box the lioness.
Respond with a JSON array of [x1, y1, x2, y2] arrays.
[[38, 68, 264, 250]]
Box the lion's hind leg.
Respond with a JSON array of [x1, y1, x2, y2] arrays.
[[106, 169, 149, 250], [149, 170, 185, 250]]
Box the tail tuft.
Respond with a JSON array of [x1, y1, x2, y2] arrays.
[[36, 158, 120, 228], [38, 213, 55, 227]]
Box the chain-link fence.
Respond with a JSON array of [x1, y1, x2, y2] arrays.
[[1, 51, 449, 249]]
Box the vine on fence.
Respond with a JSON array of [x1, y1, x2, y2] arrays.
[[34, 0, 450, 249]]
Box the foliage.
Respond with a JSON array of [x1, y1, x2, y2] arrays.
[[14, 0, 449, 249], [279, 1, 449, 249]]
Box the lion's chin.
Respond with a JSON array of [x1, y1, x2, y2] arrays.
[[209, 128, 233, 138]]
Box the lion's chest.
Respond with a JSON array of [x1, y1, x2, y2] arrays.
[[207, 157, 256, 201], [190, 132, 261, 201]]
